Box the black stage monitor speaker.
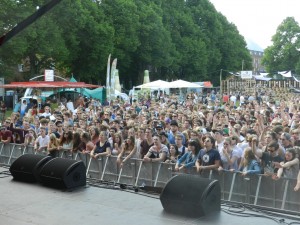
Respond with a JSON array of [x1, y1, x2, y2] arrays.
[[39, 158, 86, 189], [10, 154, 52, 182], [160, 174, 221, 217]]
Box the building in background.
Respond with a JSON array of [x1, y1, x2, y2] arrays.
[[246, 39, 265, 75]]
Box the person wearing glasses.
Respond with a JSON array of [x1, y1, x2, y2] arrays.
[[252, 140, 283, 175], [196, 136, 220, 173], [0, 125, 12, 144]]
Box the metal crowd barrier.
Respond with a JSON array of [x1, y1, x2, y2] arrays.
[[0, 143, 299, 214]]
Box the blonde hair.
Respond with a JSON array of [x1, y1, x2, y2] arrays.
[[49, 133, 59, 148]]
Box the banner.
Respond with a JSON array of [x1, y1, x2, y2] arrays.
[[44, 69, 54, 81], [240, 71, 253, 79]]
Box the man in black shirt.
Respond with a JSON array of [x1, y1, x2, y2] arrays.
[[252, 140, 283, 175]]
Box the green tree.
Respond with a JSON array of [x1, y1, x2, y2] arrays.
[[0, 0, 34, 80], [53, 0, 114, 83], [128, 0, 176, 85], [161, 0, 208, 81], [262, 17, 300, 74], [101, 0, 140, 86], [0, 0, 254, 89]]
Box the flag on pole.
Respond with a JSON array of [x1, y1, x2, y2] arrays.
[[278, 71, 292, 78], [259, 72, 269, 77], [106, 54, 111, 101], [110, 58, 117, 101]]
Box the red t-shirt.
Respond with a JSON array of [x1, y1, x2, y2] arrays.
[[223, 95, 229, 102], [0, 130, 12, 141]]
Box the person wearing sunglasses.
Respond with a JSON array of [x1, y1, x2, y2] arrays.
[[196, 136, 220, 173], [252, 140, 283, 175]]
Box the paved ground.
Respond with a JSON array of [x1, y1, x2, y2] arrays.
[[0, 166, 298, 225]]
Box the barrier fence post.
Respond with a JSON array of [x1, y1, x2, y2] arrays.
[[100, 157, 109, 181], [254, 175, 262, 205], [7, 144, 17, 166], [117, 167, 123, 183], [281, 180, 289, 210], [86, 157, 92, 177], [228, 172, 236, 201], [135, 161, 143, 187], [154, 163, 162, 187]]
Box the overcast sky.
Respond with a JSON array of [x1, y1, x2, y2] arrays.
[[209, 0, 300, 49]]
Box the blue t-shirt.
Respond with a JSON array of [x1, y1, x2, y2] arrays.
[[198, 148, 221, 166], [94, 141, 111, 154]]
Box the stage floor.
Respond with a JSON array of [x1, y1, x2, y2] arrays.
[[0, 167, 298, 225]]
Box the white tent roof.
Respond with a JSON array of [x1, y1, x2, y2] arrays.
[[168, 79, 203, 88], [135, 80, 170, 89]]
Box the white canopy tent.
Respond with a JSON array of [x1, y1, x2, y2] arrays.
[[135, 80, 170, 89], [132, 79, 203, 101], [168, 79, 203, 88]]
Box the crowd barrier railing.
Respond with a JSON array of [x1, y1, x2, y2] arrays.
[[0, 143, 299, 214]]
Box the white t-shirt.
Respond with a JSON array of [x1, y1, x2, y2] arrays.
[[36, 135, 50, 148]]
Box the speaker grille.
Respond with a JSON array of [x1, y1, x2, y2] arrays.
[[160, 175, 221, 217], [39, 158, 86, 189], [10, 154, 51, 182]]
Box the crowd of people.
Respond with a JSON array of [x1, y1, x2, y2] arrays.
[[0, 88, 299, 192]]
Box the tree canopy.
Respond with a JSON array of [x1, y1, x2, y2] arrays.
[[262, 17, 300, 75], [0, 0, 251, 88]]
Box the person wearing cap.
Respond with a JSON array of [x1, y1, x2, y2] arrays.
[[159, 131, 169, 148], [155, 124, 164, 133], [167, 120, 186, 145]]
